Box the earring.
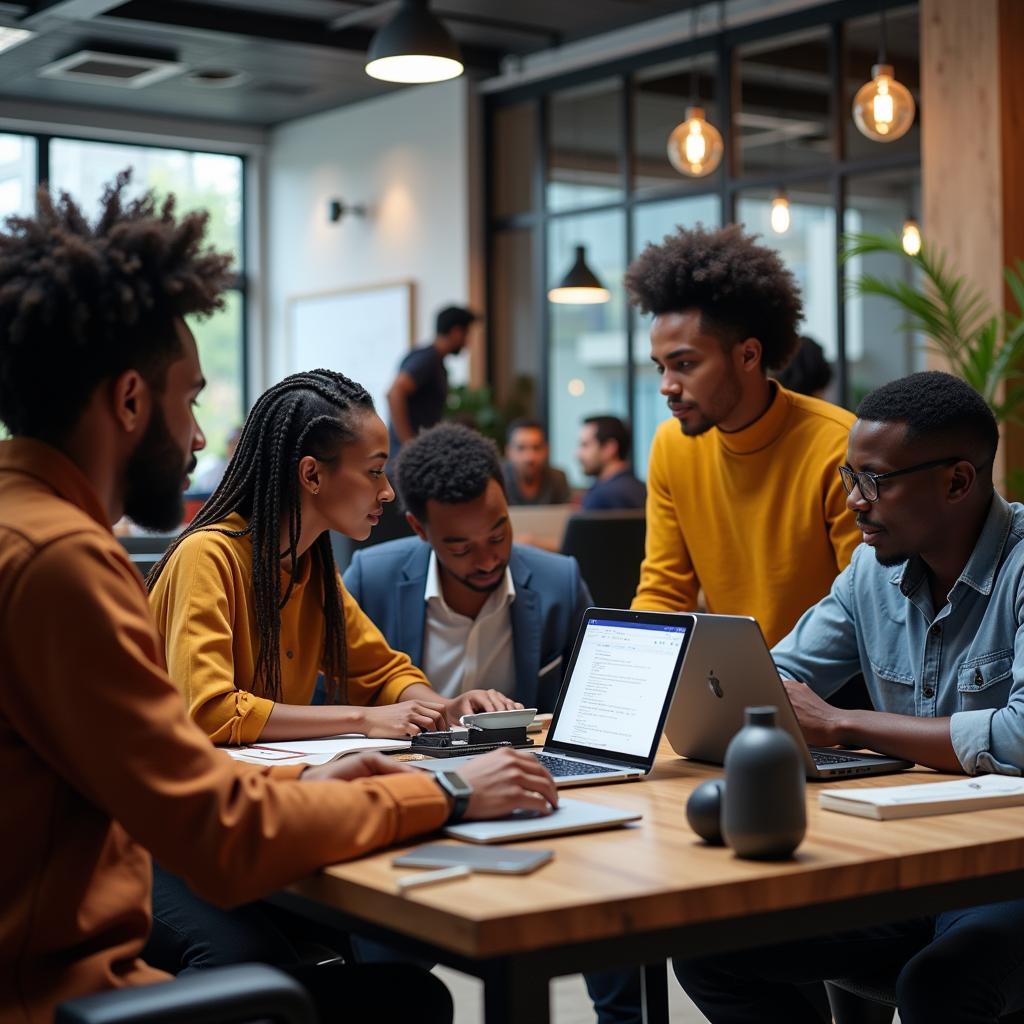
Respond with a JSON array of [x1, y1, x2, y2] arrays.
[[312, 487, 319, 496]]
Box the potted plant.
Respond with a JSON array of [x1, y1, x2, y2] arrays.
[[843, 231, 1024, 424]]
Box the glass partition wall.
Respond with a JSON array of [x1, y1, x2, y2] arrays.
[[485, 2, 920, 484]]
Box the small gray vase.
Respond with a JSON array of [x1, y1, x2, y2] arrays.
[[722, 705, 806, 859]]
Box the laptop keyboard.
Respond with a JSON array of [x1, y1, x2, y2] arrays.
[[811, 750, 861, 766], [534, 753, 612, 778]]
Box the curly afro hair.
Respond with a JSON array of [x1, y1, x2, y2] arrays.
[[395, 422, 505, 522], [0, 170, 234, 442], [624, 223, 803, 371], [856, 372, 998, 467]]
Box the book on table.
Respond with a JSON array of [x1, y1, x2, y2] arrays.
[[819, 774, 1024, 820]]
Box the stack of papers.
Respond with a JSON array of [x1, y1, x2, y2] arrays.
[[224, 734, 410, 767], [820, 774, 1024, 820]]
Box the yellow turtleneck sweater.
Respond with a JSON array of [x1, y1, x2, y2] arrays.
[[632, 384, 860, 648]]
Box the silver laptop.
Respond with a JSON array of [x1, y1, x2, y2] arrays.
[[665, 614, 913, 780], [421, 608, 695, 787]]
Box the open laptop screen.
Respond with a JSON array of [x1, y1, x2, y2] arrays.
[[547, 610, 694, 768]]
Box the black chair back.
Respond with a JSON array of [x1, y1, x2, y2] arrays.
[[560, 510, 646, 609]]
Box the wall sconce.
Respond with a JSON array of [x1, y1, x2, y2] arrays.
[[328, 199, 368, 223]]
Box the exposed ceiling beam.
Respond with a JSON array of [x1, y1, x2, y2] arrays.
[[21, 0, 125, 27], [106, 1, 504, 72]]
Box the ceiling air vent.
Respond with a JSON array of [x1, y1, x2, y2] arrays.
[[38, 49, 186, 89]]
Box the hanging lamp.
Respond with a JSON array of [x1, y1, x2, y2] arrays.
[[770, 189, 791, 234], [548, 246, 610, 304], [852, 8, 915, 142], [365, 0, 463, 84], [901, 216, 922, 256], [667, 4, 724, 178]]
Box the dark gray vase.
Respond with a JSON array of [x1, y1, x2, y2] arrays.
[[722, 705, 806, 859]]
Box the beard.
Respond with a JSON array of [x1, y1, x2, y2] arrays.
[[677, 368, 743, 437], [123, 401, 193, 532], [874, 550, 911, 568], [450, 562, 510, 594]]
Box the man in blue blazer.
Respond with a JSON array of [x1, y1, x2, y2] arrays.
[[344, 423, 640, 1024], [343, 423, 592, 713]]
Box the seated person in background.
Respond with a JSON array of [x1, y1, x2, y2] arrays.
[[774, 334, 834, 400], [576, 414, 646, 511], [502, 417, 571, 505], [674, 372, 1024, 1024], [347, 423, 637, 1024], [148, 368, 517, 748], [344, 423, 591, 714], [627, 224, 861, 647], [0, 174, 554, 1022], [191, 422, 241, 493]]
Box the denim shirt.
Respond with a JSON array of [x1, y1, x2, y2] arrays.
[[772, 494, 1024, 775]]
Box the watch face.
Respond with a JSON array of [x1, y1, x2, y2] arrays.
[[439, 770, 472, 797]]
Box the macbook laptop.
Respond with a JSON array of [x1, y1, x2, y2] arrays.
[[420, 608, 694, 787], [665, 614, 913, 780]]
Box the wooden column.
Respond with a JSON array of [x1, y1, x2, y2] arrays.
[[921, 0, 1024, 488]]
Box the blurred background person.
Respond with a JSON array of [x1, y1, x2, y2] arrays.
[[191, 423, 242, 494], [502, 418, 571, 505], [386, 304, 477, 460], [775, 335, 834, 400], [576, 415, 646, 511]]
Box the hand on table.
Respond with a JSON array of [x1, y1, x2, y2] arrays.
[[361, 699, 448, 737], [458, 747, 558, 819], [301, 751, 418, 782]]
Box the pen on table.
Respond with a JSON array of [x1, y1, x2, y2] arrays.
[[396, 865, 472, 892]]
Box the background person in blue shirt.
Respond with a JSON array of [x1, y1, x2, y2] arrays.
[[386, 304, 476, 459], [576, 415, 646, 511], [674, 371, 1024, 1024]]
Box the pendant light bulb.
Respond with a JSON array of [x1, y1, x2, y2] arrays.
[[901, 217, 922, 256], [365, 0, 464, 84], [852, 64, 915, 142], [667, 106, 724, 178], [770, 191, 791, 235], [548, 245, 610, 305]]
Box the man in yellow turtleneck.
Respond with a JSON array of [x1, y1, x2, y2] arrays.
[[628, 224, 860, 648]]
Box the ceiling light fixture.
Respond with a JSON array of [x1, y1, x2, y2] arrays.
[[548, 246, 610, 305], [0, 27, 33, 55], [666, 4, 724, 178], [901, 216, 922, 256], [852, 8, 915, 142], [365, 0, 463, 84], [770, 189, 791, 234]]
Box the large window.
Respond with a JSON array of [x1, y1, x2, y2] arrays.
[[486, 2, 920, 479], [47, 139, 246, 473]]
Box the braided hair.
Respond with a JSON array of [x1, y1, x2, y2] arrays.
[[148, 369, 374, 705]]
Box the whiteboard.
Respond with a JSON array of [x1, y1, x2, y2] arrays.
[[286, 281, 415, 418]]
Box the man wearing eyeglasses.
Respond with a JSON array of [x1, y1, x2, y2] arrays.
[[674, 371, 1024, 1024]]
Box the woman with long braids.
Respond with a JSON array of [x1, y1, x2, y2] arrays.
[[148, 367, 518, 747]]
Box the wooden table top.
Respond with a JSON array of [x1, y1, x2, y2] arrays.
[[285, 741, 1024, 959]]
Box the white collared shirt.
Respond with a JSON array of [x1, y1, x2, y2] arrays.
[[421, 551, 517, 699]]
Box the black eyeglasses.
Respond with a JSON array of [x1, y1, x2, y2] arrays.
[[838, 457, 963, 502]]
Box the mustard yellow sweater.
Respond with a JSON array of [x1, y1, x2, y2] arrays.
[[149, 513, 429, 745], [632, 385, 860, 648]]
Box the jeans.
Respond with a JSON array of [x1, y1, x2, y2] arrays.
[[144, 866, 451, 1024], [672, 897, 1024, 1024]]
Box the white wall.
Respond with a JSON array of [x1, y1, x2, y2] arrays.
[[263, 78, 474, 392]]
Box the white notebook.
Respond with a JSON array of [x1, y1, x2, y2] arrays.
[[224, 735, 410, 767], [444, 797, 641, 843], [820, 774, 1024, 820]]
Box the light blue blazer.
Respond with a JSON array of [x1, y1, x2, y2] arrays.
[[343, 538, 592, 712]]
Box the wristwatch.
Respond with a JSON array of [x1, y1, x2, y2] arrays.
[[434, 770, 473, 824]]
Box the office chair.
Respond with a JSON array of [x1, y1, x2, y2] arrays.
[[825, 973, 1024, 1024], [55, 963, 316, 1024], [560, 509, 646, 609]]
